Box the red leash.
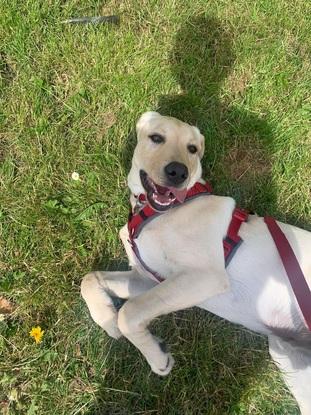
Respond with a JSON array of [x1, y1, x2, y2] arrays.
[[264, 216, 311, 330]]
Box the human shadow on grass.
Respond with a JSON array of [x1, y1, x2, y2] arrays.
[[157, 15, 277, 218], [85, 15, 303, 415]]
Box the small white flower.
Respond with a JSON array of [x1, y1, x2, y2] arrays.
[[71, 172, 80, 181]]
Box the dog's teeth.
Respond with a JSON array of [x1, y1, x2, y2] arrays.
[[143, 172, 177, 211]]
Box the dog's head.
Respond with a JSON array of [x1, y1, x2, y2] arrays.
[[128, 112, 205, 211]]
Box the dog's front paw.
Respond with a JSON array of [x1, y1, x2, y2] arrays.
[[149, 351, 175, 376], [146, 338, 175, 376]]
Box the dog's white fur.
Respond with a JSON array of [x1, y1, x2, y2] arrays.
[[81, 112, 311, 414]]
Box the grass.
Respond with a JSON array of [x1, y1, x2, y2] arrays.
[[0, 0, 310, 413]]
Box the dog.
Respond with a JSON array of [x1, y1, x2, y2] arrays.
[[81, 112, 311, 414]]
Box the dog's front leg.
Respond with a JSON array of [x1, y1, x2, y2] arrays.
[[118, 268, 229, 375]]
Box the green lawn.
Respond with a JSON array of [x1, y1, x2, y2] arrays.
[[0, 0, 310, 413]]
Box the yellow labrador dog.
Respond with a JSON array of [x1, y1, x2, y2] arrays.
[[81, 112, 311, 414]]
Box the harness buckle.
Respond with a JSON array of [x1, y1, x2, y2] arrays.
[[233, 208, 248, 222]]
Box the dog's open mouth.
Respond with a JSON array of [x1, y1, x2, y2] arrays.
[[140, 170, 187, 211]]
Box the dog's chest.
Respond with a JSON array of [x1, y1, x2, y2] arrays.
[[124, 220, 184, 279], [121, 196, 235, 280], [119, 222, 172, 278]]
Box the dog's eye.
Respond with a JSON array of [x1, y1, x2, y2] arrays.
[[187, 144, 198, 154], [149, 134, 165, 144]]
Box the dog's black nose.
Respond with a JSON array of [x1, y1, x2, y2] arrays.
[[164, 162, 188, 186]]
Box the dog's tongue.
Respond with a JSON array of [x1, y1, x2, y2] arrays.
[[169, 187, 187, 203]]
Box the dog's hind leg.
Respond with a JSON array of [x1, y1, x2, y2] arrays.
[[81, 269, 156, 339], [268, 335, 311, 415]]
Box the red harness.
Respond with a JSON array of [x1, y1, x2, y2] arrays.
[[128, 181, 248, 282], [127, 180, 311, 331]]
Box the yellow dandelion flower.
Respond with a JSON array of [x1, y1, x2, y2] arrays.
[[29, 326, 44, 344]]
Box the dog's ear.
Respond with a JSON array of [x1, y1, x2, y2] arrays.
[[136, 112, 160, 138], [192, 126, 205, 159]]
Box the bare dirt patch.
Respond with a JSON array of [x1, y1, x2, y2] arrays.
[[224, 140, 272, 182]]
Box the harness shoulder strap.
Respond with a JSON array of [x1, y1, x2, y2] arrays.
[[224, 208, 248, 266]]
